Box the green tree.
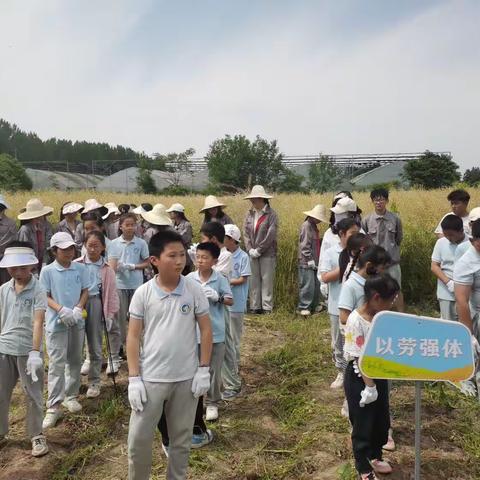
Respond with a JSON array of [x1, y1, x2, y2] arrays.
[[153, 148, 195, 188], [0, 153, 33, 191], [136, 159, 157, 194], [272, 168, 306, 193], [307, 156, 343, 193], [463, 167, 480, 186], [206, 135, 284, 191], [403, 151, 460, 189]]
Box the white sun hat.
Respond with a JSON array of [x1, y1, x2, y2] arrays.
[[0, 246, 38, 268], [303, 204, 328, 223], [50, 232, 76, 250], [334, 192, 348, 201], [132, 205, 146, 214], [81, 199, 108, 218], [224, 224, 241, 242], [0, 194, 11, 210], [141, 203, 172, 226], [102, 202, 121, 220], [244, 185, 273, 200], [330, 197, 358, 214], [469, 207, 480, 223], [200, 195, 226, 212], [62, 202, 84, 215], [166, 203, 185, 214], [17, 198, 54, 221]]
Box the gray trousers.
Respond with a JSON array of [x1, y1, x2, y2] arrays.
[[249, 256, 276, 311], [206, 342, 225, 407], [438, 299, 457, 321], [85, 295, 104, 385], [111, 289, 135, 362], [0, 353, 44, 438], [128, 379, 198, 480], [297, 267, 320, 311], [222, 312, 243, 392], [330, 314, 346, 371], [45, 325, 85, 408]]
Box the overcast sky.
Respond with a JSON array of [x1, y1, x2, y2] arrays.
[[1, 0, 479, 169]]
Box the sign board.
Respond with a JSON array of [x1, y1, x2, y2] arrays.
[[359, 311, 475, 382]]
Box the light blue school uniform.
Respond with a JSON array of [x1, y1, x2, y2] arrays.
[[320, 243, 343, 316], [454, 238, 471, 261], [40, 260, 90, 333], [83, 256, 105, 296], [187, 270, 232, 343], [230, 247, 251, 313], [108, 235, 149, 290], [338, 271, 366, 312], [432, 235, 470, 301], [453, 246, 480, 313]]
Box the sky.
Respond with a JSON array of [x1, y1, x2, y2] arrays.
[[0, 0, 479, 170]]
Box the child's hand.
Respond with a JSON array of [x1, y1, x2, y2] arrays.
[[307, 260, 317, 270], [249, 249, 261, 259], [202, 286, 219, 303], [58, 306, 75, 326], [191, 366, 210, 398], [72, 307, 84, 323], [125, 263, 136, 271], [105, 317, 114, 332], [117, 262, 128, 272], [128, 376, 147, 412], [446, 280, 455, 294], [26, 350, 43, 383], [359, 385, 378, 407], [320, 283, 329, 299]]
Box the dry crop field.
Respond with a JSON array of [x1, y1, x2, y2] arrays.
[[1, 188, 480, 479]]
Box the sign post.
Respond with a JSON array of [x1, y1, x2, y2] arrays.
[[359, 312, 475, 479]]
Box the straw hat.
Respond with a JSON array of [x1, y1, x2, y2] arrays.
[[17, 198, 54, 220], [244, 185, 273, 200], [0, 194, 10, 210], [224, 224, 241, 242], [102, 202, 121, 220], [330, 197, 357, 214], [62, 202, 84, 215], [303, 204, 328, 223], [0, 246, 38, 268], [132, 205, 146, 214], [81, 199, 108, 218], [141, 203, 173, 226], [166, 203, 185, 214], [200, 195, 226, 212]]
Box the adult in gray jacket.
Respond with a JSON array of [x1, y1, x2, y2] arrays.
[[297, 204, 328, 316], [243, 185, 278, 314]]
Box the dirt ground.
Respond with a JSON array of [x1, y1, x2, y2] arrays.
[[1, 312, 479, 480]]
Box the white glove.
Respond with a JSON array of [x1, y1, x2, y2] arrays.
[[459, 380, 477, 397], [360, 384, 378, 407], [105, 317, 114, 332], [73, 306, 84, 323], [191, 366, 211, 398], [307, 260, 317, 270], [116, 261, 128, 272], [202, 286, 219, 303], [26, 351, 43, 383], [128, 376, 147, 412], [125, 263, 136, 271], [446, 280, 455, 294], [58, 306, 75, 327], [320, 282, 329, 299], [249, 248, 261, 259], [472, 335, 480, 358]]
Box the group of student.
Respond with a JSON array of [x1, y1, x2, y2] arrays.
[[0, 185, 479, 480]]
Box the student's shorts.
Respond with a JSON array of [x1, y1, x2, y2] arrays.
[[386, 264, 401, 287]]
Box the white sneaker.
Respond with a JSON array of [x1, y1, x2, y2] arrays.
[[330, 371, 344, 389], [62, 398, 82, 413], [80, 360, 90, 376], [205, 405, 218, 421], [31, 435, 49, 457], [42, 408, 63, 429], [106, 360, 120, 375], [86, 384, 101, 398], [300, 309, 311, 316]]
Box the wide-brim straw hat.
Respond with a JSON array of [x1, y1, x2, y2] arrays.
[[62, 202, 84, 215], [0, 246, 38, 268], [0, 194, 10, 210], [244, 185, 273, 200], [81, 199, 108, 218], [330, 197, 358, 214], [166, 203, 185, 213], [303, 204, 328, 223], [102, 202, 121, 220], [141, 203, 173, 226], [18, 198, 54, 220], [200, 195, 226, 212]]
